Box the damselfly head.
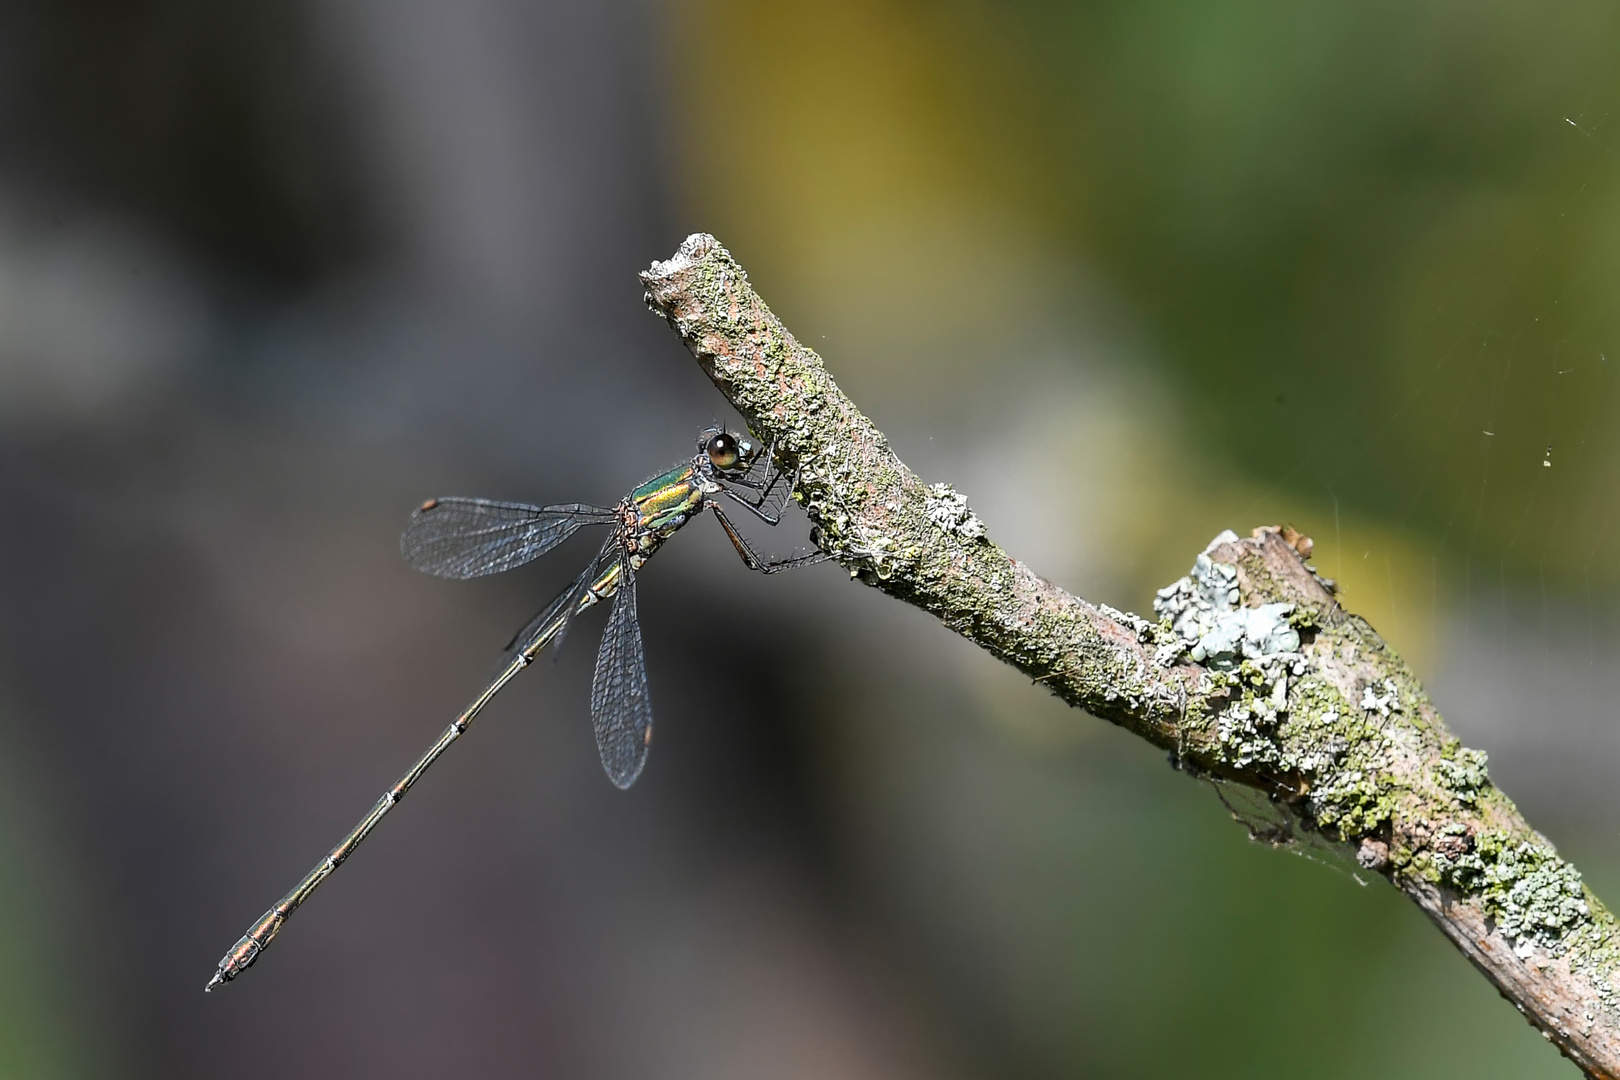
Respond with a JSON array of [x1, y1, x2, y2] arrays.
[[699, 428, 758, 475]]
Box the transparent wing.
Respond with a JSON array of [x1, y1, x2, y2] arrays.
[[590, 557, 653, 789], [1208, 780, 1366, 882], [501, 535, 619, 659], [401, 498, 616, 579]]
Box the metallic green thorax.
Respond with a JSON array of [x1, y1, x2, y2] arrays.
[[627, 464, 706, 564], [209, 465, 714, 992], [207, 427, 786, 993]]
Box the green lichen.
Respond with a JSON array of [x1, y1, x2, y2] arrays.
[[1207, 662, 1288, 769], [1302, 761, 1398, 838], [1155, 544, 1403, 840], [1434, 745, 1491, 806], [650, 240, 1620, 1050], [1563, 903, 1620, 1017], [1437, 830, 1591, 956]]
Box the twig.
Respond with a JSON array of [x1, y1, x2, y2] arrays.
[[641, 233, 1620, 1078]]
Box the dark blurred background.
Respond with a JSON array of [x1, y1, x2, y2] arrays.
[[1, 0, 1617, 1076]]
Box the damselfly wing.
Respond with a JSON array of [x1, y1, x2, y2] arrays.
[[206, 427, 825, 991]]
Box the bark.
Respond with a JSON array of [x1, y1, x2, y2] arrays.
[[639, 233, 1620, 1078]]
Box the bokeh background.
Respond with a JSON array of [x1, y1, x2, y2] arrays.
[[1, 0, 1617, 1076]]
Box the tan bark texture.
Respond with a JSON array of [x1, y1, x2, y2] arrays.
[[641, 233, 1620, 1078]]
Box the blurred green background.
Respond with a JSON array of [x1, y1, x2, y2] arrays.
[[671, 0, 1620, 1073], [0, 0, 1616, 1076]]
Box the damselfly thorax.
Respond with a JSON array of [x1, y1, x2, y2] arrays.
[[622, 461, 712, 565], [207, 426, 827, 992]]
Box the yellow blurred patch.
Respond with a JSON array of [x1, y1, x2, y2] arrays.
[[1128, 474, 1445, 681], [667, 0, 1075, 391]]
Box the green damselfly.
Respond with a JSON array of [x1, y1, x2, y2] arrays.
[[207, 427, 825, 991]]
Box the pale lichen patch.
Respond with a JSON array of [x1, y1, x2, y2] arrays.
[[1360, 678, 1400, 717], [1434, 745, 1491, 806], [923, 482, 987, 541], [1154, 551, 1300, 668], [1156, 535, 1429, 842], [1439, 831, 1591, 958], [644, 237, 1620, 1059]]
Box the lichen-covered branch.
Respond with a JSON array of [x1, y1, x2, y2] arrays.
[[640, 233, 1620, 1078]]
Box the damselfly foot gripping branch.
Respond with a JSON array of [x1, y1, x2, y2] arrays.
[[207, 428, 826, 991]]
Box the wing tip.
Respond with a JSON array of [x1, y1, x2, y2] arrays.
[[604, 746, 649, 790]]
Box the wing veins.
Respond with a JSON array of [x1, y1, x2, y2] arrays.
[[590, 556, 652, 789], [402, 498, 616, 579]]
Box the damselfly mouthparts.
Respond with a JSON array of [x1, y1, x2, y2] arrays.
[[207, 427, 826, 991]]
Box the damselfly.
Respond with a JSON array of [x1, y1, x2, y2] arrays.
[[207, 427, 825, 991]]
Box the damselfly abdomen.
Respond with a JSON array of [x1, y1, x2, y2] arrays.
[[206, 428, 825, 991]]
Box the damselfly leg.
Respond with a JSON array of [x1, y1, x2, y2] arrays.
[[710, 455, 827, 573], [717, 445, 798, 522], [207, 426, 827, 991], [710, 501, 829, 574]]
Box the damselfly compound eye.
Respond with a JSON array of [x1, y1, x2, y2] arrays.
[[706, 432, 740, 470], [211, 420, 830, 993]]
